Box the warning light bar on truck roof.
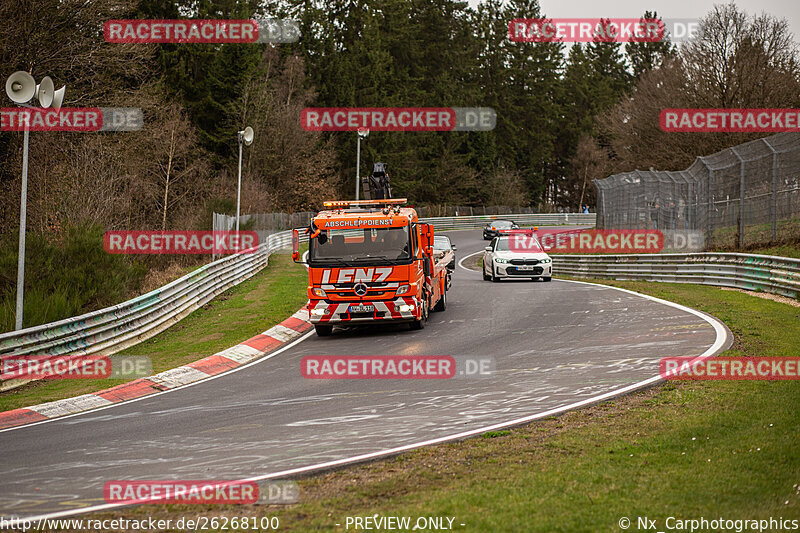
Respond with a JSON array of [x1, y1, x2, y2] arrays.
[[323, 198, 408, 209]]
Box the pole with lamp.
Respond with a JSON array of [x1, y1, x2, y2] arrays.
[[355, 128, 369, 200], [4, 71, 66, 330], [235, 126, 254, 249]]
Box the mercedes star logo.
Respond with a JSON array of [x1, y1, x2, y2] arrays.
[[353, 283, 368, 296]]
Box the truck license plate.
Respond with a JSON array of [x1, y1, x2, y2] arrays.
[[349, 305, 374, 313]]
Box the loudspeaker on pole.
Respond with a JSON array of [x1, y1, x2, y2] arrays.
[[34, 76, 55, 108], [5, 71, 36, 104], [242, 126, 254, 146], [51, 86, 66, 110]]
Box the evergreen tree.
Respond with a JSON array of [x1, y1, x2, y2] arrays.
[[625, 11, 675, 79]]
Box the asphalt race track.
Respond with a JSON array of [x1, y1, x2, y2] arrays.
[[0, 230, 731, 521]]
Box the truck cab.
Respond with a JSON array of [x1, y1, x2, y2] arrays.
[[293, 199, 448, 336]]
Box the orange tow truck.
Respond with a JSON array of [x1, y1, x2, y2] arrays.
[[292, 198, 449, 336]]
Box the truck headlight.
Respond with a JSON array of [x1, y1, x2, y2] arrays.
[[311, 288, 327, 298], [397, 303, 415, 312], [310, 308, 327, 316], [395, 284, 411, 296], [494, 258, 508, 263]]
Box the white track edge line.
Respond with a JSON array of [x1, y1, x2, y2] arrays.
[[0, 331, 315, 435]]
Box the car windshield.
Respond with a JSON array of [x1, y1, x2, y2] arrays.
[[492, 220, 514, 229], [310, 226, 411, 262], [433, 236, 451, 252], [495, 235, 542, 252]]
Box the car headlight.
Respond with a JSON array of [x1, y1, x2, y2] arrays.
[[311, 288, 327, 298], [395, 284, 411, 296], [494, 258, 508, 263], [540, 258, 552, 264]]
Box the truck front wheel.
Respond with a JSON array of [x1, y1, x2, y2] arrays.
[[410, 299, 428, 330], [314, 325, 333, 336]]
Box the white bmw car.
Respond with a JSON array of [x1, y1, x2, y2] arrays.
[[482, 233, 552, 282]]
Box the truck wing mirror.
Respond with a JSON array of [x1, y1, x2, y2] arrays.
[[291, 229, 300, 262]]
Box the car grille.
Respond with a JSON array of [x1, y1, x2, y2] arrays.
[[509, 258, 540, 265], [507, 266, 544, 275]]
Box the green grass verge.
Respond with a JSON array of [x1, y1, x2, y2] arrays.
[[748, 242, 800, 259], [712, 217, 800, 250], [83, 279, 800, 532], [0, 251, 308, 412]]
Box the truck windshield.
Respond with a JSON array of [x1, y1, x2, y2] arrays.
[[310, 226, 411, 262]]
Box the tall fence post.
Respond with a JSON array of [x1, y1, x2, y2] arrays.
[[763, 139, 778, 242], [731, 148, 745, 249], [772, 151, 778, 242], [699, 158, 714, 249]]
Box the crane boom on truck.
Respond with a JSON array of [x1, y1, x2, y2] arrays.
[[292, 196, 450, 336]]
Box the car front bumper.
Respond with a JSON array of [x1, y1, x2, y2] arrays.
[[492, 263, 551, 278]]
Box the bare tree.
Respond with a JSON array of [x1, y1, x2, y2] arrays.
[[603, 3, 800, 173]]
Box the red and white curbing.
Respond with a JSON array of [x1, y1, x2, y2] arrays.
[[0, 307, 312, 430]]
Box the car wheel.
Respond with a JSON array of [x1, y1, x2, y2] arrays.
[[433, 288, 446, 312], [314, 325, 333, 337], [482, 260, 491, 280], [491, 267, 499, 282], [543, 276, 552, 282]]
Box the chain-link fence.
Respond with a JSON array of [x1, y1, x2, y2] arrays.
[[212, 205, 573, 237], [413, 205, 544, 217], [594, 132, 800, 249]]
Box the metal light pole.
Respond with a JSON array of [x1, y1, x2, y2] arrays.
[[15, 128, 29, 330], [5, 71, 65, 330], [235, 126, 254, 236], [356, 129, 369, 200]]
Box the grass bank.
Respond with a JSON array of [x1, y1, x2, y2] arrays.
[[0, 251, 308, 412]]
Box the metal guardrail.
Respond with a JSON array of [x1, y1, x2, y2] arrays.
[[424, 213, 596, 230], [0, 232, 300, 364], [0, 212, 591, 386], [553, 253, 800, 299]]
